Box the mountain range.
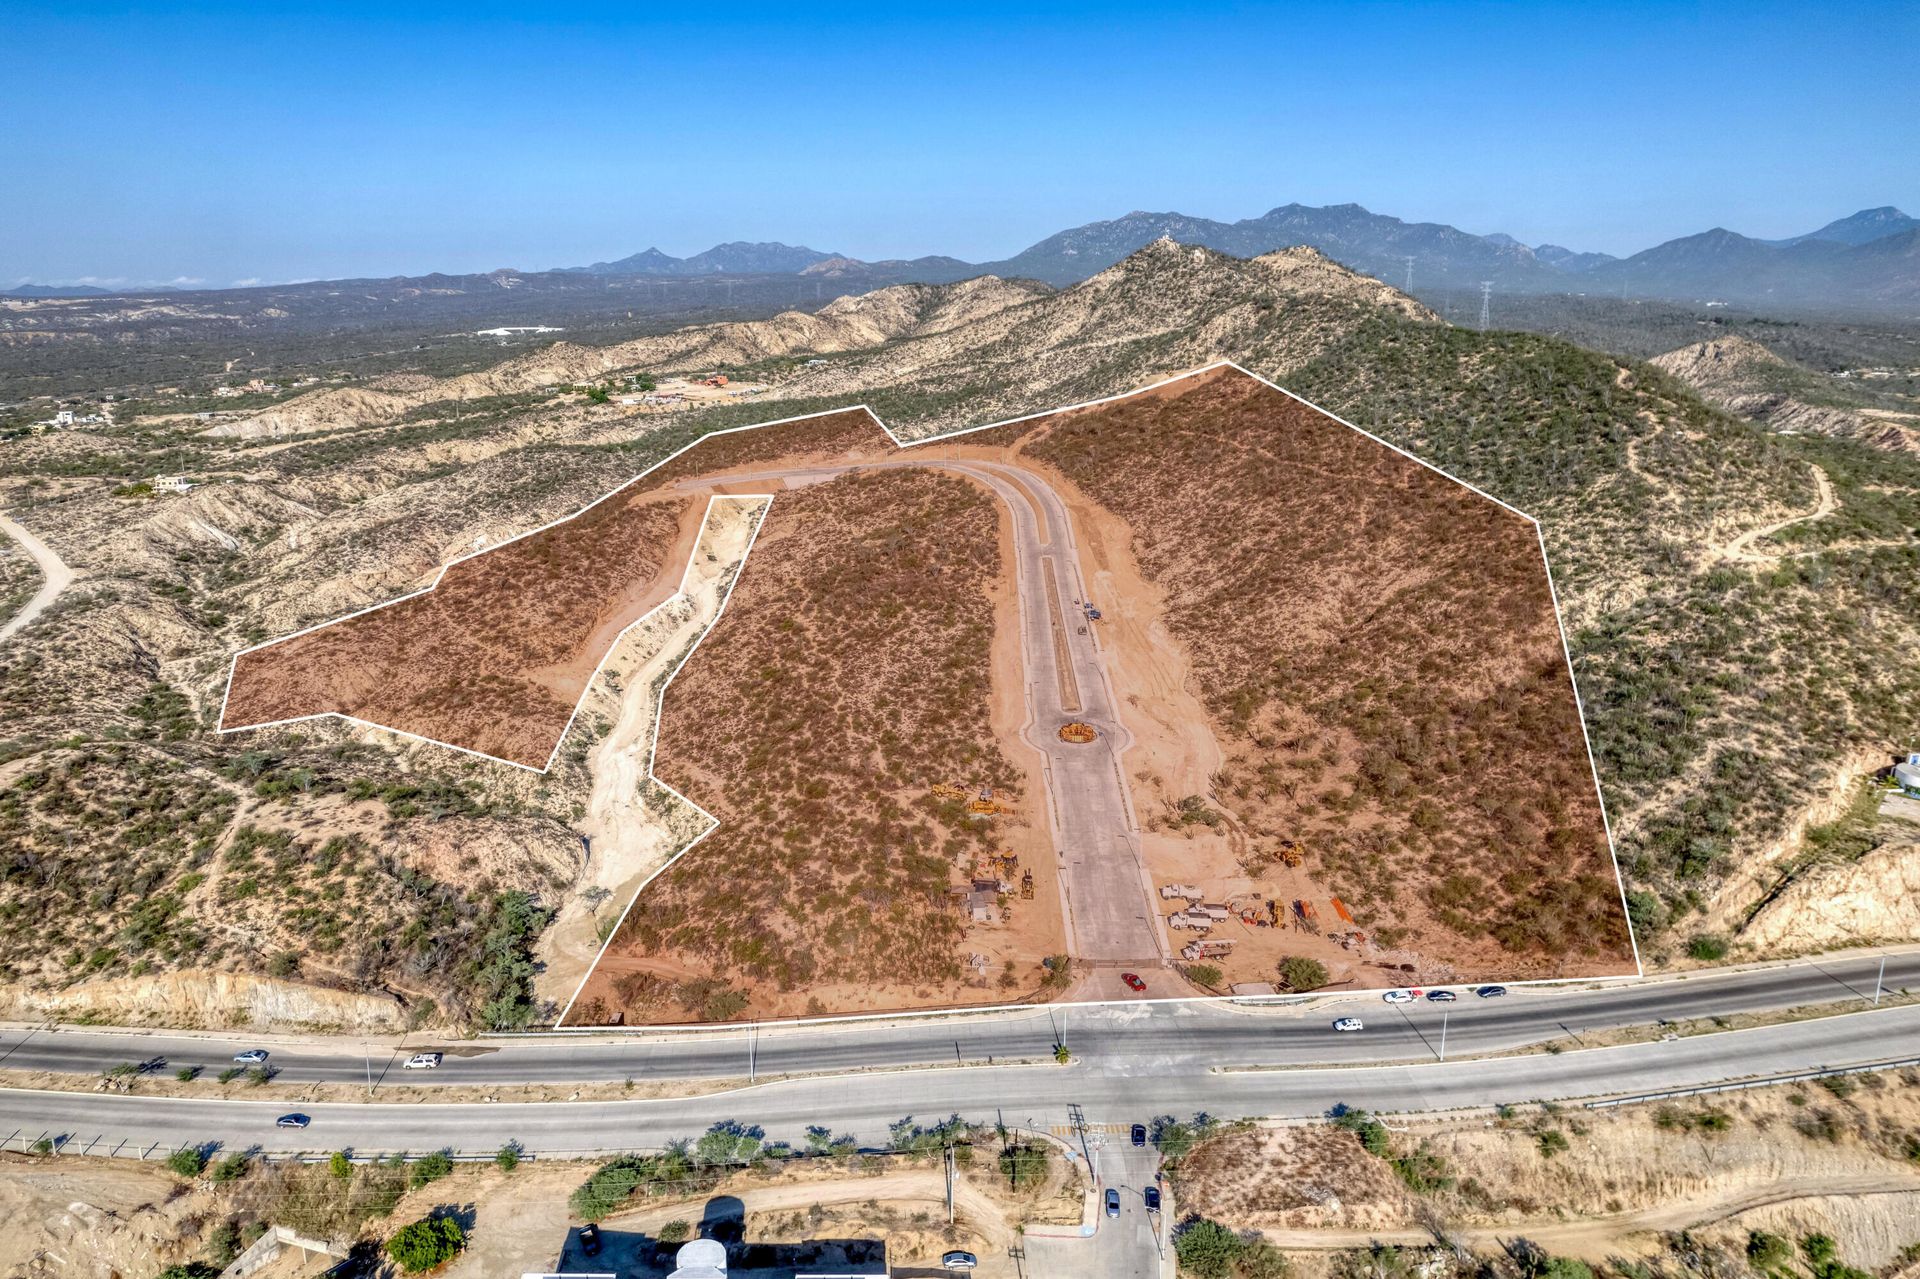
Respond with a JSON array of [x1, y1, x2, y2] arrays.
[[9, 204, 1917, 313], [542, 203, 1920, 312]]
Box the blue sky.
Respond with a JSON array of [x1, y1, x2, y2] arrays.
[[6, 0, 1915, 287]]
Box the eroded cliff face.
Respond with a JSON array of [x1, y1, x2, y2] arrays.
[[1, 968, 409, 1032]]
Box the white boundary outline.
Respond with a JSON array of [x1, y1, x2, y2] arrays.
[[212, 358, 1641, 1021]]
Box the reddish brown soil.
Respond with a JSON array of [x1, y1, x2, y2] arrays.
[[572, 467, 1058, 1024], [1013, 366, 1631, 980], [222, 409, 895, 769]]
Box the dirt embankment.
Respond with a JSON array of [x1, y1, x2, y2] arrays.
[[1177, 1071, 1920, 1266], [536, 496, 769, 1007], [0, 968, 406, 1032]]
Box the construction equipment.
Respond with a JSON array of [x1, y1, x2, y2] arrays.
[[1292, 900, 1318, 933], [1276, 839, 1304, 869], [1057, 722, 1098, 744], [931, 783, 968, 802], [1181, 939, 1236, 961], [1020, 870, 1035, 900], [1160, 883, 1201, 901], [968, 798, 1009, 816]]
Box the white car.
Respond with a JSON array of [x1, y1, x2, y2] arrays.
[[1381, 989, 1416, 1004], [1332, 1017, 1364, 1032], [403, 1052, 443, 1070], [232, 1049, 270, 1064]]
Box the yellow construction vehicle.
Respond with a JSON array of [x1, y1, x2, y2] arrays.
[[931, 783, 968, 802]]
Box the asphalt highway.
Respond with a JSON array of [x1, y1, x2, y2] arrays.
[[4, 996, 1916, 1159], [2, 951, 1913, 1095]]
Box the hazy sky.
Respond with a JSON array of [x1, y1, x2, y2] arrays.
[[7, 0, 1915, 287]]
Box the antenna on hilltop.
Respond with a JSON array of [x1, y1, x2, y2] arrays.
[[1478, 281, 1493, 332], [1403, 256, 1414, 293]]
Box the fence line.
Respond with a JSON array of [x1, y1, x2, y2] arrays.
[[1585, 1055, 1920, 1109]]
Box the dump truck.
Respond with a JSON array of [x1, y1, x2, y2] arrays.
[[1160, 883, 1202, 900], [1181, 939, 1236, 961]]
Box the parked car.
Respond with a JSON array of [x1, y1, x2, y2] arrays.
[[1121, 972, 1147, 992], [275, 1113, 310, 1129], [1381, 989, 1415, 1004], [941, 1251, 979, 1270], [1332, 1017, 1364, 1032], [232, 1049, 269, 1064], [1131, 1123, 1147, 1148], [1475, 985, 1509, 998], [403, 1052, 443, 1070], [1105, 1188, 1121, 1217], [1425, 989, 1458, 1003], [1144, 1185, 1162, 1212], [578, 1223, 601, 1257]]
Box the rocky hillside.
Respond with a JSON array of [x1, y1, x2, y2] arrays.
[[1652, 335, 1920, 453]]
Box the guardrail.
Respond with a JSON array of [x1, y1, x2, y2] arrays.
[[1585, 1054, 1920, 1109]]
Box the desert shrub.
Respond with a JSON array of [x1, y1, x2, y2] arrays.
[[1390, 1142, 1452, 1193], [997, 1142, 1049, 1190], [409, 1150, 454, 1189], [1277, 956, 1329, 991], [329, 1150, 353, 1178], [386, 1216, 465, 1273], [1687, 934, 1728, 961], [495, 1142, 521, 1171], [209, 1152, 251, 1183], [1173, 1217, 1248, 1278], [165, 1147, 208, 1177], [155, 1266, 219, 1279], [658, 1219, 692, 1244], [1536, 1129, 1571, 1158], [1332, 1107, 1391, 1157]]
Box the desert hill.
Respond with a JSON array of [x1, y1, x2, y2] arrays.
[[1652, 335, 1920, 453], [4, 238, 1919, 1027]]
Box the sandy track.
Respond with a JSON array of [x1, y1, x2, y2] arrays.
[[1715, 463, 1836, 564], [0, 513, 75, 644]]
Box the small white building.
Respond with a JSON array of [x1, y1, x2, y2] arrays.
[[1896, 754, 1920, 795]]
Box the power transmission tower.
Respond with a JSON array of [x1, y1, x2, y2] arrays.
[[1403, 256, 1414, 292], [1477, 281, 1493, 332]]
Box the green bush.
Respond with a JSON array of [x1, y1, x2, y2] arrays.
[[997, 1143, 1049, 1190], [409, 1151, 455, 1189], [155, 1265, 220, 1279], [495, 1142, 521, 1172], [386, 1216, 466, 1273], [165, 1147, 208, 1178], [329, 1150, 354, 1178], [1687, 934, 1728, 961], [1173, 1217, 1247, 1279], [1277, 956, 1330, 991], [209, 1152, 251, 1183], [1332, 1108, 1391, 1157], [658, 1220, 691, 1244]]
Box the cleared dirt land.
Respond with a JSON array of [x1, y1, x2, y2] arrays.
[[571, 466, 1066, 1024], [977, 365, 1630, 985], [220, 410, 889, 768]]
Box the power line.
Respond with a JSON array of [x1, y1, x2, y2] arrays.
[[1403, 256, 1414, 293], [1477, 281, 1493, 332]]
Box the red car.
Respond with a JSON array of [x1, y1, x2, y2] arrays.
[[1121, 972, 1147, 992]]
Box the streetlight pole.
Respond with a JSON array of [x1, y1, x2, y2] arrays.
[[1874, 956, 1887, 1006], [1439, 1011, 1448, 1063]]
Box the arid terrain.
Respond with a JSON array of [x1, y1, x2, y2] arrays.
[[3, 238, 1919, 1028]]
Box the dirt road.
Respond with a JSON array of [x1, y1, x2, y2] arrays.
[[0, 513, 74, 645], [678, 458, 1167, 967]]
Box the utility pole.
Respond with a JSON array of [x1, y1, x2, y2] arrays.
[[1439, 1011, 1448, 1062], [1873, 955, 1887, 1005], [1478, 281, 1493, 332], [748, 1021, 757, 1082]]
